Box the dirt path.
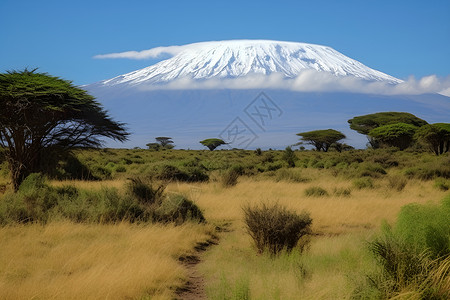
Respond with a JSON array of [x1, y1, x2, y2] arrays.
[[175, 224, 230, 300]]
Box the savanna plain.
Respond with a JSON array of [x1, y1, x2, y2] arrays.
[[0, 148, 449, 299]]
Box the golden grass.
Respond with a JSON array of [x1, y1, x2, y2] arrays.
[[165, 172, 447, 299], [0, 222, 213, 299], [1, 169, 447, 299], [168, 174, 446, 235]]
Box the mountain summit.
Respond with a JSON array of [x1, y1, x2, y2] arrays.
[[97, 40, 401, 87]]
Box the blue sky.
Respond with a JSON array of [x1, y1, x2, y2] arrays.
[[1, 0, 449, 86]]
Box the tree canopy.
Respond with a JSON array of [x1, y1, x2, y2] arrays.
[[368, 123, 417, 150], [296, 129, 346, 152], [0, 69, 129, 190], [199, 138, 226, 151], [415, 123, 450, 155], [348, 112, 427, 135], [155, 137, 174, 149]]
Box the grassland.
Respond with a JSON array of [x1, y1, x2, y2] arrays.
[[0, 148, 449, 299]]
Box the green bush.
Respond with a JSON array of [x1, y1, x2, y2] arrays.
[[355, 197, 450, 299], [275, 168, 309, 183], [155, 194, 205, 224], [127, 178, 165, 205], [353, 178, 374, 189], [304, 186, 328, 197], [434, 178, 449, 191], [243, 202, 312, 255], [0, 173, 205, 226]]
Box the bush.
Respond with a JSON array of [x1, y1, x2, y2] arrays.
[[127, 178, 165, 205], [355, 197, 450, 299], [275, 168, 309, 183], [282, 146, 297, 168], [221, 168, 239, 187], [434, 178, 449, 191], [243, 202, 312, 255], [353, 178, 374, 189], [0, 173, 205, 226], [155, 194, 205, 224], [333, 187, 352, 197], [304, 186, 329, 197], [388, 175, 407, 191]]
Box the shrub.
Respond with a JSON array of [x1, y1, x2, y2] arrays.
[[282, 146, 297, 168], [127, 178, 165, 205], [155, 194, 205, 224], [353, 178, 374, 189], [275, 168, 309, 183], [388, 175, 407, 191], [304, 186, 329, 197], [333, 187, 352, 197], [434, 178, 449, 191], [221, 168, 239, 187], [356, 197, 450, 299], [243, 202, 312, 255]]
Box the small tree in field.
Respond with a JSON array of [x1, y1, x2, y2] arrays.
[[368, 123, 417, 150], [415, 123, 450, 155], [297, 129, 346, 152], [0, 69, 129, 191], [282, 146, 297, 167], [199, 138, 226, 151], [155, 137, 174, 149]]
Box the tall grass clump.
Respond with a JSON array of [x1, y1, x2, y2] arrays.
[[0, 174, 205, 225], [221, 168, 239, 187], [353, 177, 374, 189], [304, 186, 329, 197], [355, 196, 450, 299], [387, 175, 407, 191], [243, 202, 312, 255]]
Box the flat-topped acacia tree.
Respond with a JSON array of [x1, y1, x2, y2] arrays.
[[0, 69, 129, 190], [297, 129, 346, 152], [348, 112, 427, 148], [199, 138, 226, 151]]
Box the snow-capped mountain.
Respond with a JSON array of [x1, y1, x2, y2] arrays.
[[86, 40, 448, 149], [96, 40, 401, 87]]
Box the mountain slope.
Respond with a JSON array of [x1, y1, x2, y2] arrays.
[[96, 40, 401, 87]]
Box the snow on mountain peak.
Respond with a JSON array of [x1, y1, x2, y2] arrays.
[[98, 40, 402, 87]]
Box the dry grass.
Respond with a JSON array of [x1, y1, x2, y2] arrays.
[[0, 222, 213, 299], [168, 174, 445, 235], [165, 173, 447, 299], [0, 169, 447, 299]]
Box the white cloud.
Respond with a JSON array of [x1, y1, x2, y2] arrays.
[[137, 70, 450, 98], [93, 45, 187, 59]]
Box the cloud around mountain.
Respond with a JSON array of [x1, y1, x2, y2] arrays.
[[132, 71, 450, 98], [93, 41, 450, 97]]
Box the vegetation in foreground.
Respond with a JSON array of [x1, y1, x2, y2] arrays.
[[0, 148, 449, 299]]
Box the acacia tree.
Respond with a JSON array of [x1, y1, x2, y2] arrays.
[[0, 69, 129, 190], [368, 123, 417, 150], [155, 137, 174, 149], [348, 112, 427, 148], [296, 129, 346, 152], [199, 138, 226, 151], [415, 123, 450, 155]]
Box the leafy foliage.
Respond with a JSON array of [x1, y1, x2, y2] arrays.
[[368, 123, 418, 150], [415, 123, 450, 155], [0, 69, 128, 190], [297, 129, 346, 152], [348, 112, 427, 135], [357, 197, 450, 299], [199, 138, 226, 151], [243, 202, 312, 255]]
